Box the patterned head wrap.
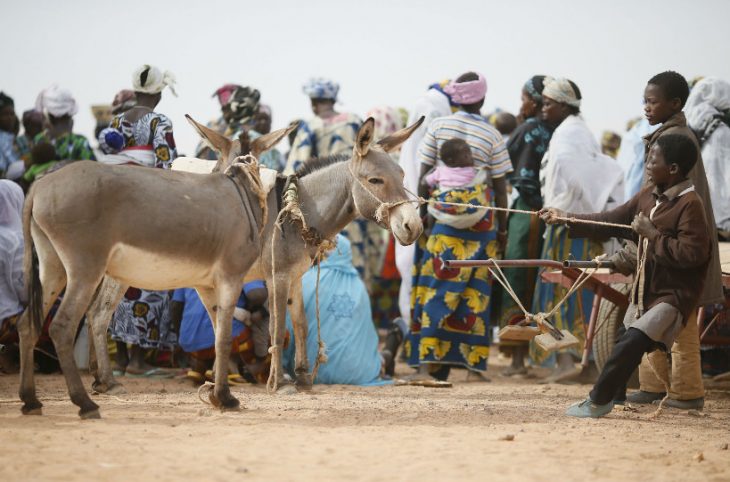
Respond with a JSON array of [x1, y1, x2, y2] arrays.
[[0, 92, 14, 110], [132, 64, 177, 96], [365, 106, 404, 140], [213, 83, 241, 107], [35, 84, 78, 117], [542, 77, 582, 109], [443, 73, 487, 105], [302, 78, 339, 101], [524, 75, 552, 103], [111, 89, 137, 114], [226, 86, 261, 125]]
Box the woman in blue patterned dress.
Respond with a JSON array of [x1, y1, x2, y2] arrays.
[[100, 64, 179, 376]]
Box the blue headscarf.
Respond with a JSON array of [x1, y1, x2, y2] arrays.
[[302, 78, 339, 101]]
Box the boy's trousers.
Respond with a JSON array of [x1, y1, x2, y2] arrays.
[[638, 309, 705, 400], [590, 327, 656, 405]]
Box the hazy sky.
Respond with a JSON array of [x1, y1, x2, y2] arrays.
[[4, 0, 730, 154]]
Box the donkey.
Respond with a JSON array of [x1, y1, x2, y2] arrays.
[[17, 121, 295, 419], [82, 120, 295, 397], [88, 116, 425, 397], [256, 116, 424, 391]]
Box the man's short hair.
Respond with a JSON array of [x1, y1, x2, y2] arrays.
[[656, 134, 697, 175], [648, 71, 690, 107]]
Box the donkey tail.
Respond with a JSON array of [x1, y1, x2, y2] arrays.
[[23, 185, 43, 335]]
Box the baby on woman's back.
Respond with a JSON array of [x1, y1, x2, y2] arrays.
[[424, 138, 477, 190]]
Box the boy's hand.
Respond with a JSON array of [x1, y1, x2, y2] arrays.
[[538, 207, 567, 225], [631, 213, 660, 240]]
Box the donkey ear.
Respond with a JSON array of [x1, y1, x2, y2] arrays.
[[355, 117, 375, 157], [376, 116, 425, 153], [186, 114, 232, 160], [251, 121, 299, 159]]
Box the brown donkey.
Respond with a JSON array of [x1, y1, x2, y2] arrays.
[[17, 120, 295, 419]]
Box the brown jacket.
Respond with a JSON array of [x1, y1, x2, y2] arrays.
[[569, 180, 711, 321], [641, 112, 723, 304]]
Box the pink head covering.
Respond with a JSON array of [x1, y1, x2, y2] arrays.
[[213, 84, 242, 107], [443, 73, 487, 105]]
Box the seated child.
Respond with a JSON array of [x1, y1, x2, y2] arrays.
[[21, 142, 57, 188], [424, 137, 477, 190], [539, 134, 711, 418], [170, 280, 271, 385]]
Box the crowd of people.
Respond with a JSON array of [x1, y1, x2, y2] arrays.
[[1, 66, 729, 417]]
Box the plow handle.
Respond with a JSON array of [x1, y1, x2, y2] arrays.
[[562, 260, 616, 269]]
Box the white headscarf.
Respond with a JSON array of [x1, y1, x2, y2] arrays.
[[35, 84, 78, 117], [543, 78, 582, 109], [132, 65, 177, 96], [685, 77, 730, 230], [0, 180, 24, 235]]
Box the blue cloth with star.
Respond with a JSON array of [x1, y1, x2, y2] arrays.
[[283, 235, 388, 386]]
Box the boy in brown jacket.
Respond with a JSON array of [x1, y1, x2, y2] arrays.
[[540, 134, 711, 418], [612, 71, 722, 409]]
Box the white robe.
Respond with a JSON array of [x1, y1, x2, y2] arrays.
[[394, 88, 451, 323], [540, 115, 624, 215], [685, 77, 730, 231]]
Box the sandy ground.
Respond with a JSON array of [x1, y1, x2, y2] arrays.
[[1, 356, 729, 482]]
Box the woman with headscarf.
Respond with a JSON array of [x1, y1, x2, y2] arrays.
[[194, 84, 252, 160], [0, 181, 26, 372], [685, 77, 730, 234], [406, 72, 513, 381], [284, 78, 362, 173], [531, 77, 624, 381], [0, 92, 23, 180], [497, 76, 554, 376], [98, 65, 177, 169], [102, 64, 179, 377], [34, 85, 96, 165]]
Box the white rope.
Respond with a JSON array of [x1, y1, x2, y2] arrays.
[[400, 185, 633, 230]]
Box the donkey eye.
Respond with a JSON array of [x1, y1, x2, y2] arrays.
[[368, 178, 384, 185]]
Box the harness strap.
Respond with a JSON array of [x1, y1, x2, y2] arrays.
[[226, 174, 257, 243]]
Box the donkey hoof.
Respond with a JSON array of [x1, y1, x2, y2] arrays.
[[78, 400, 100, 420], [295, 382, 313, 392], [79, 408, 101, 420], [21, 402, 43, 416], [92, 381, 126, 395], [277, 384, 298, 395], [91, 382, 127, 395], [220, 398, 242, 412], [295, 373, 313, 392]]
